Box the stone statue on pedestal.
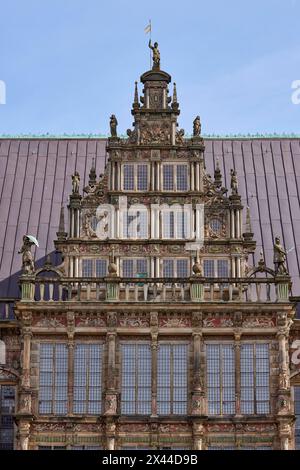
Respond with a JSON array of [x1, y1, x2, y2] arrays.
[[274, 236, 288, 275], [148, 40, 160, 69], [110, 114, 118, 137]]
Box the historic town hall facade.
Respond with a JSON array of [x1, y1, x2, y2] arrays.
[[0, 46, 300, 450]]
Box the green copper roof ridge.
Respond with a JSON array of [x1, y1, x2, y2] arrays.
[[0, 132, 300, 140]]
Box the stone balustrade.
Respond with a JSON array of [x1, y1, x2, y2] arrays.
[[18, 276, 291, 304]]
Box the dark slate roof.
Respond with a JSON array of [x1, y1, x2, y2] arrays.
[[1, 137, 300, 298]]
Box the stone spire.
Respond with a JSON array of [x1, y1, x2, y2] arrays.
[[133, 81, 139, 110], [214, 158, 222, 188], [88, 158, 97, 186], [56, 206, 67, 241]]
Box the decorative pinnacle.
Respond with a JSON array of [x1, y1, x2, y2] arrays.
[[56, 206, 67, 240], [246, 206, 252, 233], [172, 82, 179, 111], [133, 81, 139, 110], [89, 157, 97, 186], [214, 157, 222, 188]]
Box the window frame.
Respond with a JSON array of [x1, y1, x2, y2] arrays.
[[206, 342, 236, 416], [203, 258, 230, 278], [157, 342, 189, 416], [120, 341, 152, 415], [162, 163, 189, 192], [73, 343, 104, 415], [122, 163, 150, 191], [80, 258, 108, 278], [0, 384, 16, 450]]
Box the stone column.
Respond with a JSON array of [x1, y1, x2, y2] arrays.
[[230, 210, 235, 238], [235, 210, 240, 238], [151, 336, 158, 417], [279, 422, 291, 450], [195, 163, 200, 191], [193, 422, 204, 450], [234, 331, 241, 416], [105, 420, 116, 450], [191, 163, 195, 191], [150, 313, 158, 417], [18, 421, 31, 451]]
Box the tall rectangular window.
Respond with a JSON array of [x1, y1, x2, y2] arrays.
[[240, 343, 270, 415], [123, 210, 148, 238], [73, 344, 103, 414], [121, 343, 151, 415], [162, 209, 189, 239], [123, 164, 149, 191], [295, 387, 300, 450], [95, 259, 107, 277], [157, 344, 188, 415], [39, 343, 68, 415], [137, 164, 148, 191], [177, 165, 188, 191], [82, 259, 93, 277], [123, 164, 135, 190], [206, 344, 235, 415], [0, 385, 15, 450], [162, 164, 189, 191]]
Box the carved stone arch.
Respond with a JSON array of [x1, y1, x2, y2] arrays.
[[0, 366, 19, 382], [247, 266, 276, 278], [34, 266, 63, 278]]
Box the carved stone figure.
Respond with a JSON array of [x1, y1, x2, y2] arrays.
[[193, 116, 201, 136], [71, 171, 80, 194], [18, 236, 35, 274], [110, 114, 118, 137], [274, 237, 288, 275], [126, 128, 137, 143], [176, 128, 185, 144], [148, 40, 160, 69], [230, 169, 238, 195]]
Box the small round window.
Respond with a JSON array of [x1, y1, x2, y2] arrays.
[[210, 218, 222, 234]]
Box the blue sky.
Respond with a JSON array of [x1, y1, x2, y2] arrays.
[[0, 0, 300, 136]]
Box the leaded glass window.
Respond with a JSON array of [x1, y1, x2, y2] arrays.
[[157, 343, 188, 415], [240, 343, 270, 415], [162, 164, 189, 191], [137, 164, 148, 191], [73, 344, 103, 414], [82, 259, 107, 277], [203, 259, 229, 277], [39, 343, 68, 415], [162, 259, 189, 278], [163, 165, 174, 190], [123, 164, 135, 190], [176, 164, 188, 191], [295, 386, 300, 450], [206, 343, 235, 415], [122, 258, 149, 278], [121, 343, 151, 415], [0, 385, 15, 450], [123, 164, 149, 191], [72, 445, 102, 450]]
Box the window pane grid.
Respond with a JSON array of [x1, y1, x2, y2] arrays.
[[206, 344, 235, 415], [39, 344, 68, 415], [123, 164, 134, 190], [121, 343, 151, 415], [157, 344, 188, 415], [176, 165, 188, 191], [137, 164, 148, 191], [73, 344, 103, 415], [241, 344, 270, 415]]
